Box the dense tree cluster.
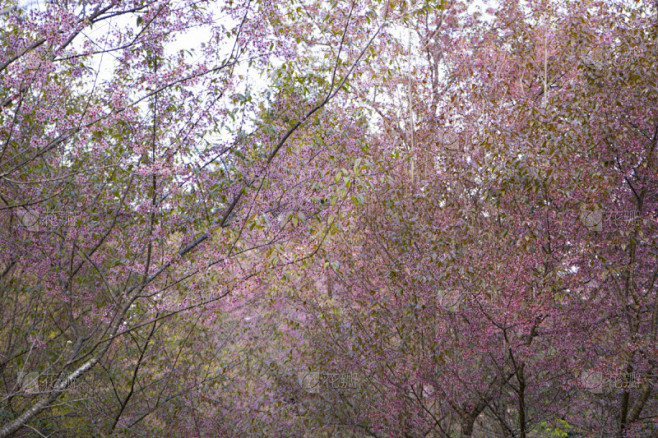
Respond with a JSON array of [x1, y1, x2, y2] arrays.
[[1, 0, 657, 437]]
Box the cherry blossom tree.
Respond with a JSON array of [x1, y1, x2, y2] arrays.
[[0, 0, 385, 435], [254, 0, 658, 437]]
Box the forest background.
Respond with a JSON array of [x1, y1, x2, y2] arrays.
[[1, 0, 657, 437]]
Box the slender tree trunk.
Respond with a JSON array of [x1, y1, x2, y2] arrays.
[[518, 370, 527, 438], [460, 413, 476, 438]]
